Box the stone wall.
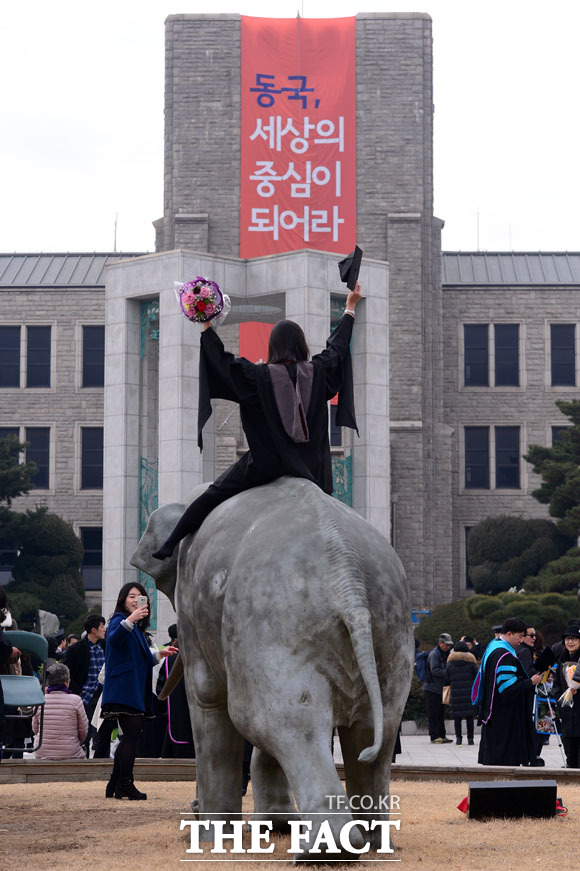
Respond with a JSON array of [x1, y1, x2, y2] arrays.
[[443, 285, 580, 596], [0, 286, 104, 534]]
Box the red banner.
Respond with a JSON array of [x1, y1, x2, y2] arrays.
[[239, 322, 273, 363], [240, 16, 356, 258]]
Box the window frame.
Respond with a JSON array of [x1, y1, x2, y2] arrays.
[[0, 325, 21, 388], [79, 525, 103, 591], [549, 323, 576, 388], [0, 425, 54, 493], [461, 423, 524, 492], [460, 322, 522, 390], [26, 325, 52, 388], [82, 324, 105, 389], [80, 426, 104, 491], [0, 323, 55, 390]]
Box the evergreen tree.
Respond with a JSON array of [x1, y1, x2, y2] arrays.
[[525, 399, 580, 538], [0, 434, 37, 507], [467, 514, 571, 595], [8, 508, 86, 623]]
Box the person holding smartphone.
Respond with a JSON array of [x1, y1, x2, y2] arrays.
[[101, 582, 177, 800]]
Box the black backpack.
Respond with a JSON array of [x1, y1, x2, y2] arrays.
[[415, 650, 429, 683]]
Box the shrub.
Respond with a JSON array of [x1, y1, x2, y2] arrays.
[[403, 674, 427, 724]]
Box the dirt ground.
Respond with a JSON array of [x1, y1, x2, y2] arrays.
[[0, 778, 578, 870]]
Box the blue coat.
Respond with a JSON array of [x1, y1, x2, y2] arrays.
[[102, 613, 154, 713]]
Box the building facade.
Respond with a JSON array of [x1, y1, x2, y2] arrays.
[[1, 15, 579, 625]]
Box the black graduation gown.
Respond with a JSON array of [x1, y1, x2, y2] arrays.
[[197, 314, 358, 495], [478, 646, 536, 766], [156, 654, 195, 758], [0, 628, 14, 743]]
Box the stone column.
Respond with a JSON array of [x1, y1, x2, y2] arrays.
[[351, 260, 390, 538]]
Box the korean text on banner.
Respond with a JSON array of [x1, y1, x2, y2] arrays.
[[241, 16, 356, 258]]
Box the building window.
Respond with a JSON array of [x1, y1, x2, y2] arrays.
[[464, 323, 519, 387], [552, 426, 570, 445], [80, 527, 102, 591], [26, 326, 51, 388], [464, 325, 488, 386], [494, 324, 519, 387], [495, 426, 520, 489], [465, 427, 489, 488], [0, 326, 21, 387], [330, 404, 342, 447], [25, 427, 50, 489], [0, 427, 20, 443], [551, 324, 575, 386], [81, 427, 103, 489], [83, 326, 105, 388]]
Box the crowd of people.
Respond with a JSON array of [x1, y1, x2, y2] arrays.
[[418, 617, 580, 768], [0, 585, 195, 787]]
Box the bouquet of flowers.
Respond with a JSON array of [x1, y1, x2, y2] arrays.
[[557, 661, 580, 708], [174, 277, 229, 324]]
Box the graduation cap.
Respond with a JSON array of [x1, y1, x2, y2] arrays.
[[338, 245, 363, 291]]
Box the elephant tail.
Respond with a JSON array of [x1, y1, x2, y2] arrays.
[[343, 608, 384, 763], [158, 652, 184, 700]]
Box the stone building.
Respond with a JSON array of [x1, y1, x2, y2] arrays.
[[0, 253, 143, 605], [1, 14, 579, 628]]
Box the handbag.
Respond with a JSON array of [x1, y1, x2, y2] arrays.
[[442, 685, 451, 705]]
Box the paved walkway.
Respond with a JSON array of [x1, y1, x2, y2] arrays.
[[334, 734, 569, 769]]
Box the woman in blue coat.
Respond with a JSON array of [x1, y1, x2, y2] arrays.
[[102, 582, 176, 800]]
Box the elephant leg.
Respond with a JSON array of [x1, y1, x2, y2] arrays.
[[179, 631, 244, 843], [250, 748, 300, 832], [268, 730, 365, 862], [338, 720, 400, 853]]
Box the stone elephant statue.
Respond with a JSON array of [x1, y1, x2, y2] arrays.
[[132, 476, 413, 861]]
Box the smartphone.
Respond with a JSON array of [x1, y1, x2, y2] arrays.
[[137, 595, 148, 608]]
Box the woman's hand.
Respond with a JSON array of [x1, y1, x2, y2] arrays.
[[8, 646, 21, 663], [346, 281, 362, 311], [203, 321, 212, 332], [127, 605, 149, 624], [159, 646, 179, 659]]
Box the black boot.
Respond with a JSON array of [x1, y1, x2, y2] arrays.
[[105, 773, 118, 798], [106, 756, 120, 798], [114, 779, 148, 800]]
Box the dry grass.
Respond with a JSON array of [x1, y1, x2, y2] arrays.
[[0, 778, 577, 870]]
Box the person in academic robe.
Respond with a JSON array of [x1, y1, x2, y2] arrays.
[[152, 283, 362, 561], [474, 617, 543, 766]]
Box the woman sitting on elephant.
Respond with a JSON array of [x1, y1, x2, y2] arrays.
[[152, 283, 362, 560], [101, 583, 177, 800]]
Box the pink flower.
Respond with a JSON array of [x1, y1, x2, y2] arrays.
[[204, 303, 215, 315], [199, 286, 211, 298], [182, 291, 197, 306]]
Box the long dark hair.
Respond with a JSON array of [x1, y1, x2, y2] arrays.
[[113, 581, 150, 631], [266, 320, 309, 364]]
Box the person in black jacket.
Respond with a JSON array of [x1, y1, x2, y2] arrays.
[[152, 284, 362, 561], [423, 633, 454, 743], [552, 624, 580, 768], [63, 614, 109, 756], [445, 641, 478, 745], [0, 628, 20, 760], [516, 626, 537, 676]]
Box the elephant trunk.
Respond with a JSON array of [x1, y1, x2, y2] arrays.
[[158, 652, 184, 700]]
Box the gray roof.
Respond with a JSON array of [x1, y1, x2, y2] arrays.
[[0, 253, 146, 288], [443, 252, 580, 286], [2, 251, 580, 289]]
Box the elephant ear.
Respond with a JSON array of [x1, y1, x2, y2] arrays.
[[130, 503, 184, 607]]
